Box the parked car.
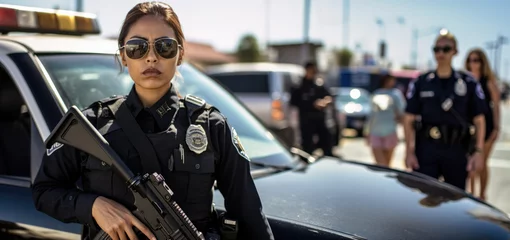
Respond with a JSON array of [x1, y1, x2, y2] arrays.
[[0, 4, 509, 240], [335, 87, 372, 137], [205, 63, 343, 150], [204, 63, 305, 148]]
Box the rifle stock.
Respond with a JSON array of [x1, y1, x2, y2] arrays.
[[46, 106, 205, 240]]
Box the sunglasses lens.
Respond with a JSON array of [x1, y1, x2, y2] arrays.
[[124, 39, 149, 59], [443, 46, 452, 53], [155, 39, 179, 59]]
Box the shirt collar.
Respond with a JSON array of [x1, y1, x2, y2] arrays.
[[125, 84, 180, 129]]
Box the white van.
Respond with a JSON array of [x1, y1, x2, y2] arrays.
[[205, 63, 304, 147]]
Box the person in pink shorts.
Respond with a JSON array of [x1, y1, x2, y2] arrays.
[[364, 74, 406, 167]]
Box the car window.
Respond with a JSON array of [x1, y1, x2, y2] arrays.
[[209, 73, 270, 93], [38, 54, 295, 167]]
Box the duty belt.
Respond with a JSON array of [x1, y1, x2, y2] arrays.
[[419, 124, 475, 145]]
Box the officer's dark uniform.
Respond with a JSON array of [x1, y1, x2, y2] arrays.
[[290, 77, 334, 156], [32, 85, 274, 240], [405, 70, 486, 190]]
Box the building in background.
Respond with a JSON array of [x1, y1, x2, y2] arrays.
[[268, 41, 323, 66]]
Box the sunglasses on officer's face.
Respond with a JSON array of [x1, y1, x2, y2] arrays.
[[433, 45, 453, 54], [120, 37, 181, 59], [468, 58, 481, 63]]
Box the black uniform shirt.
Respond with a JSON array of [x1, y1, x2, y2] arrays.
[[32, 84, 274, 239], [290, 77, 331, 118], [405, 71, 486, 127]]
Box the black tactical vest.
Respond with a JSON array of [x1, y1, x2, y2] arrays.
[[81, 94, 218, 233]]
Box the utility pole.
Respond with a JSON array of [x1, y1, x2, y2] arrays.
[[342, 0, 349, 48], [76, 0, 83, 12], [301, 0, 311, 63], [410, 27, 443, 69]]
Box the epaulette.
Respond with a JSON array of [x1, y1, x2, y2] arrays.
[[456, 70, 476, 82], [83, 95, 125, 119], [181, 94, 214, 117]]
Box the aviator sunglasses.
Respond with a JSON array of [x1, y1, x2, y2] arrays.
[[432, 45, 453, 54], [120, 38, 181, 59]]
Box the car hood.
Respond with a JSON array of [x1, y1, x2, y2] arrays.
[[213, 158, 510, 240]]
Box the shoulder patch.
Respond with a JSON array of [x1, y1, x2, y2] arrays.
[[406, 80, 416, 99], [475, 83, 485, 99], [231, 127, 249, 161], [47, 142, 64, 156]]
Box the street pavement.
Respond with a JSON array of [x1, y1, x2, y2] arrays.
[[334, 103, 510, 214]]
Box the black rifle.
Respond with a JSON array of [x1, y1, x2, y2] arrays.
[[45, 105, 205, 240]]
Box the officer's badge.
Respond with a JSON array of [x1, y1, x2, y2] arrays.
[[429, 127, 441, 139], [454, 78, 467, 96], [231, 127, 250, 161], [46, 142, 64, 156], [185, 124, 208, 154]]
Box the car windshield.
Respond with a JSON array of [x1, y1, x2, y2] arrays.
[[337, 89, 370, 104], [38, 54, 296, 168]]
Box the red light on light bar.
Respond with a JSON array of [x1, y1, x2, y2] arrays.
[[0, 4, 100, 35], [0, 8, 17, 27]]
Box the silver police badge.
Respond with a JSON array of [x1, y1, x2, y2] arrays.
[[455, 78, 466, 96], [185, 124, 208, 154]]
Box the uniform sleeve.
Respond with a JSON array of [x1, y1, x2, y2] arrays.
[[290, 86, 300, 107], [32, 109, 100, 227], [468, 81, 487, 119], [209, 111, 274, 240], [405, 78, 421, 115]]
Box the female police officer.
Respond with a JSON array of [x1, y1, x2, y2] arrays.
[[403, 30, 486, 191], [32, 2, 274, 240]]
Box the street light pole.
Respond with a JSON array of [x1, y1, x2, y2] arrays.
[[343, 0, 350, 48], [76, 0, 83, 12], [411, 26, 443, 69], [302, 0, 311, 62]]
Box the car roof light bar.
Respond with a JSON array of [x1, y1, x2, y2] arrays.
[[0, 4, 100, 35]]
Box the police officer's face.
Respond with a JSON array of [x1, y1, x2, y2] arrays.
[[120, 15, 183, 91], [433, 38, 456, 64], [467, 53, 482, 72]]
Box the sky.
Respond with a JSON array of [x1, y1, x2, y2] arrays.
[[5, 0, 510, 80]]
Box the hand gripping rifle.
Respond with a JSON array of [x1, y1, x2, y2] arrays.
[[45, 106, 205, 240]]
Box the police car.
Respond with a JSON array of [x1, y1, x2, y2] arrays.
[[0, 4, 509, 240]]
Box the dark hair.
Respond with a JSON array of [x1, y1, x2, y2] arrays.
[[118, 2, 185, 47], [304, 61, 317, 70], [115, 2, 185, 72], [379, 74, 395, 88]]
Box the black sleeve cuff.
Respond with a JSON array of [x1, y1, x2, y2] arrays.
[[75, 193, 100, 227]]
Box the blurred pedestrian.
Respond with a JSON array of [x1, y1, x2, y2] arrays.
[[290, 61, 334, 156], [403, 30, 486, 190], [364, 74, 406, 167], [465, 48, 501, 200]]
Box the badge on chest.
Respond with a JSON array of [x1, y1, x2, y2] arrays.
[[454, 78, 466, 96], [186, 124, 208, 154]]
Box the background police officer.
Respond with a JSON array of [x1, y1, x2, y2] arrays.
[[290, 61, 334, 157], [32, 2, 274, 240], [403, 30, 487, 191]]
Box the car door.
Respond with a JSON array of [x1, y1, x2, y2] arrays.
[[0, 56, 82, 239]]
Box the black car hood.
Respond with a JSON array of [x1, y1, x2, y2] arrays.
[[213, 158, 510, 240]]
